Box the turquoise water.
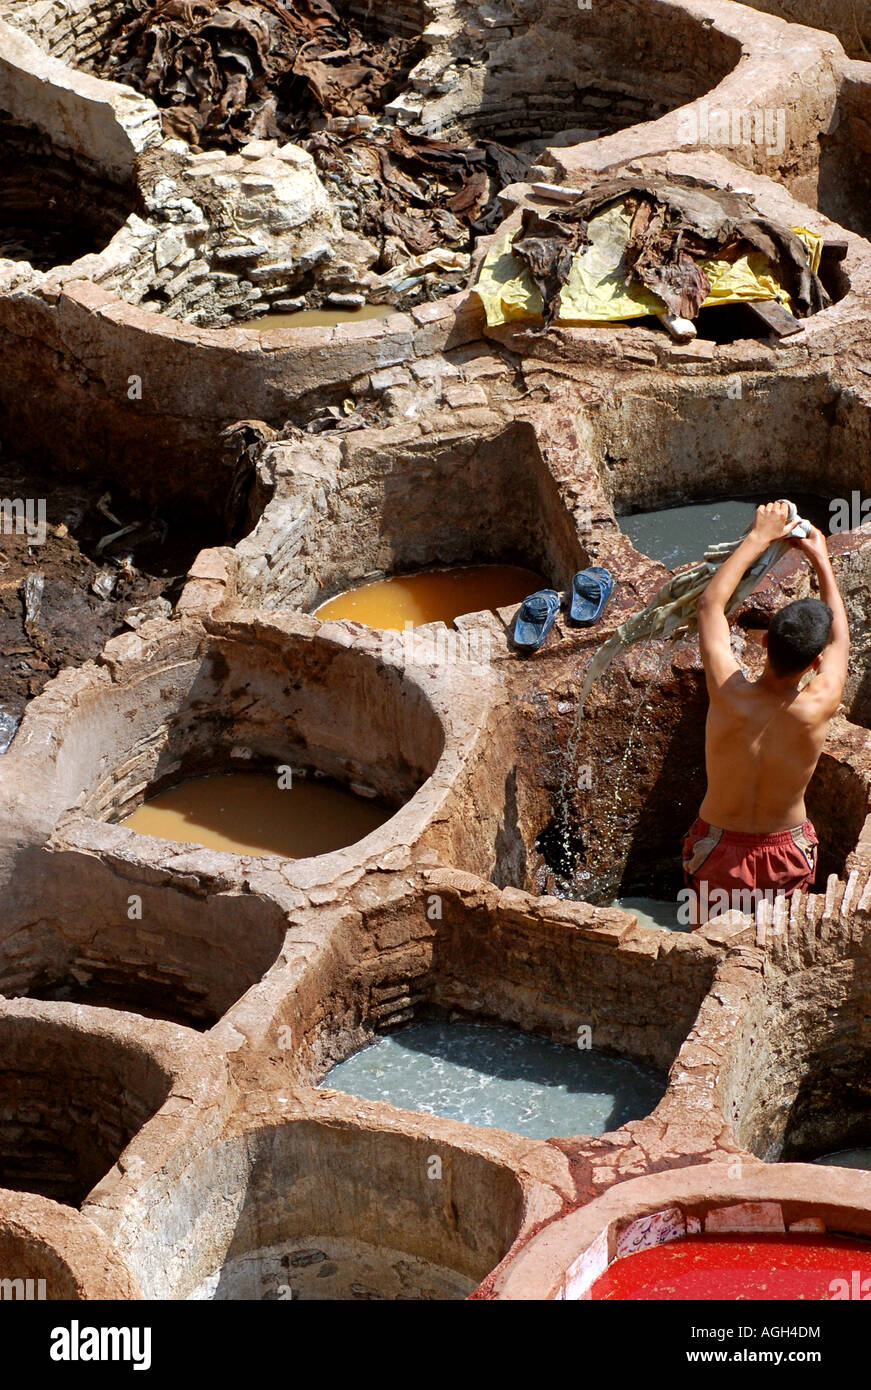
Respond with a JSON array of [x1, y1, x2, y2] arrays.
[[321, 1019, 667, 1139], [611, 896, 690, 933], [813, 1148, 871, 1171]]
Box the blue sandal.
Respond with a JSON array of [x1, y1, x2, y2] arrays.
[[512, 589, 561, 651], [569, 567, 614, 625]]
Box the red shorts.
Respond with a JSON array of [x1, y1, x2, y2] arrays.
[[682, 816, 819, 904]]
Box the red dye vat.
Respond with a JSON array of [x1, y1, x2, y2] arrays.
[[589, 1234, 871, 1300]]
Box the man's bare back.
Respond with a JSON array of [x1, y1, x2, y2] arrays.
[[697, 504, 849, 834], [700, 663, 833, 834], [682, 502, 849, 922]]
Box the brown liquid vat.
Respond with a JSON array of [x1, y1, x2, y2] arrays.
[[121, 772, 393, 860], [0, 611, 506, 1035], [243, 305, 395, 332], [235, 418, 588, 616], [313, 565, 546, 630]]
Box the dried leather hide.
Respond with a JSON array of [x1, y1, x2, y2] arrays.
[[103, 1, 532, 283], [512, 173, 830, 325], [106, 0, 423, 147], [306, 126, 531, 270]]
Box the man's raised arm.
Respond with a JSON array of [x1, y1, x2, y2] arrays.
[[696, 501, 799, 694], [791, 525, 850, 712]]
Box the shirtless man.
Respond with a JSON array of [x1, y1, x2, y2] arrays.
[[683, 500, 850, 925]]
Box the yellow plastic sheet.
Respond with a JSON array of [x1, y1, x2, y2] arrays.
[[473, 201, 823, 328]]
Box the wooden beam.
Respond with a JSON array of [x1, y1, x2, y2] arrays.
[[746, 299, 803, 338]]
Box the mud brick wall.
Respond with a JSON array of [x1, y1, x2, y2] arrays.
[[0, 284, 485, 519], [0, 1016, 172, 1205], [4, 0, 119, 66], [239, 418, 589, 612], [818, 67, 871, 242], [344, 0, 427, 35], [456, 84, 668, 144], [737, 0, 871, 61], [422, 880, 718, 1070], [829, 535, 871, 727]]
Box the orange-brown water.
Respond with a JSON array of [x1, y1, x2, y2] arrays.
[[244, 304, 393, 332], [314, 565, 546, 630], [120, 772, 391, 858]]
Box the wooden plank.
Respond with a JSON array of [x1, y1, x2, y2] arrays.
[[746, 298, 803, 338]]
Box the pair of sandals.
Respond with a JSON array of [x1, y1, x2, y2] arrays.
[[513, 567, 615, 652]]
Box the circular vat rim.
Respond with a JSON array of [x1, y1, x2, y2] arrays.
[[90, 1106, 549, 1301], [0, 1187, 142, 1300], [0, 996, 228, 1216], [0, 610, 503, 893], [490, 1159, 871, 1300]]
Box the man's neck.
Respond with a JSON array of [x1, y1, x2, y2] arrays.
[[759, 661, 808, 697]]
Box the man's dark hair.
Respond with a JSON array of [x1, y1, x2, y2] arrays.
[[767, 598, 833, 676]]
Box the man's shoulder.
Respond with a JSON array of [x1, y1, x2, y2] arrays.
[[794, 678, 841, 723], [708, 670, 751, 708]]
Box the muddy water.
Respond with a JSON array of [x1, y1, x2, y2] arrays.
[[121, 772, 390, 858], [314, 565, 545, 630], [322, 1019, 667, 1139], [621, 493, 832, 571], [244, 304, 394, 331], [813, 1148, 871, 1171]]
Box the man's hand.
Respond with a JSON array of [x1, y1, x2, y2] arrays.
[[789, 523, 831, 569], [751, 500, 802, 546]]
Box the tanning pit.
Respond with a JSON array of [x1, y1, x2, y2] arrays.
[[103, 1117, 526, 1301], [715, 920, 871, 1164], [282, 881, 718, 1142], [490, 1164, 871, 1300], [0, 118, 136, 270], [818, 66, 871, 244], [0, 1005, 173, 1207], [235, 418, 588, 627], [321, 1018, 668, 1140], [400, 0, 740, 154], [0, 613, 504, 1031], [583, 376, 870, 525]]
